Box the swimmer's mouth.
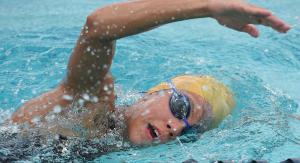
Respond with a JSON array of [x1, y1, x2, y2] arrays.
[[147, 123, 159, 139]]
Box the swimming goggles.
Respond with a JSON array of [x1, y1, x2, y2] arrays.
[[168, 80, 191, 129]]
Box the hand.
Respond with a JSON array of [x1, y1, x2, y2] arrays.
[[207, 0, 291, 37]]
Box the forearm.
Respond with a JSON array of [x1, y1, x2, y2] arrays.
[[86, 0, 210, 41]]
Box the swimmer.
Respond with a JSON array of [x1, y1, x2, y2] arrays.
[[9, 0, 291, 146]]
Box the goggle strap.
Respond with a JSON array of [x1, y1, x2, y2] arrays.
[[183, 118, 191, 129]]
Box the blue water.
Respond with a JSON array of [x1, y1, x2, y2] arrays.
[[0, 0, 300, 162]]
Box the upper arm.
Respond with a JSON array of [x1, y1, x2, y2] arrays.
[[65, 16, 116, 96]]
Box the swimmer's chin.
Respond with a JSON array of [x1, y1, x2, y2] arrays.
[[127, 132, 159, 146]]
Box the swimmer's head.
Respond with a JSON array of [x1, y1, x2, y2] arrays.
[[124, 75, 235, 145]]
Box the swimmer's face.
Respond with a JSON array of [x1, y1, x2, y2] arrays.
[[125, 90, 207, 145]]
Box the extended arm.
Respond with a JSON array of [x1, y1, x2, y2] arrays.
[[66, 0, 211, 95], [67, 0, 291, 94]]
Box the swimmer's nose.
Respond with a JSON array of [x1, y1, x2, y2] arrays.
[[165, 121, 185, 137]]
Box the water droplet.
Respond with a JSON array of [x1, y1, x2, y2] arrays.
[[82, 93, 90, 101], [62, 95, 73, 101], [103, 85, 109, 91], [78, 99, 84, 106], [196, 105, 202, 110], [86, 46, 91, 52], [92, 96, 99, 103], [158, 91, 165, 97], [141, 109, 150, 116], [31, 116, 41, 124], [53, 105, 62, 113], [264, 49, 269, 53], [116, 141, 123, 147], [202, 85, 209, 91], [103, 64, 108, 69]]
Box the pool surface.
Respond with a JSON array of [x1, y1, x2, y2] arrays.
[[0, 0, 300, 162]]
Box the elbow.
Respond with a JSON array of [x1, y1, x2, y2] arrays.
[[85, 12, 112, 41], [84, 13, 98, 39], [86, 13, 97, 29], [85, 9, 117, 41]]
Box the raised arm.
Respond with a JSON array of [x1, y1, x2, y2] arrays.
[[66, 0, 211, 95], [67, 0, 291, 95]]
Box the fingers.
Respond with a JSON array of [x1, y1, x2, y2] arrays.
[[247, 4, 272, 18], [246, 4, 291, 33], [260, 15, 291, 33], [242, 24, 259, 37]]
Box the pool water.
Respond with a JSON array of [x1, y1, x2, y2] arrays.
[[0, 0, 300, 162]]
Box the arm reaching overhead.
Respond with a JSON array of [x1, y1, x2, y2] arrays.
[[67, 0, 291, 94], [66, 0, 211, 95]]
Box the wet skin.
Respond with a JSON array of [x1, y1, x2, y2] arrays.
[[124, 90, 211, 145], [9, 0, 291, 145]]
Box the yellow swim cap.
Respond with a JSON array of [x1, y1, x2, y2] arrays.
[[148, 75, 235, 127]]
